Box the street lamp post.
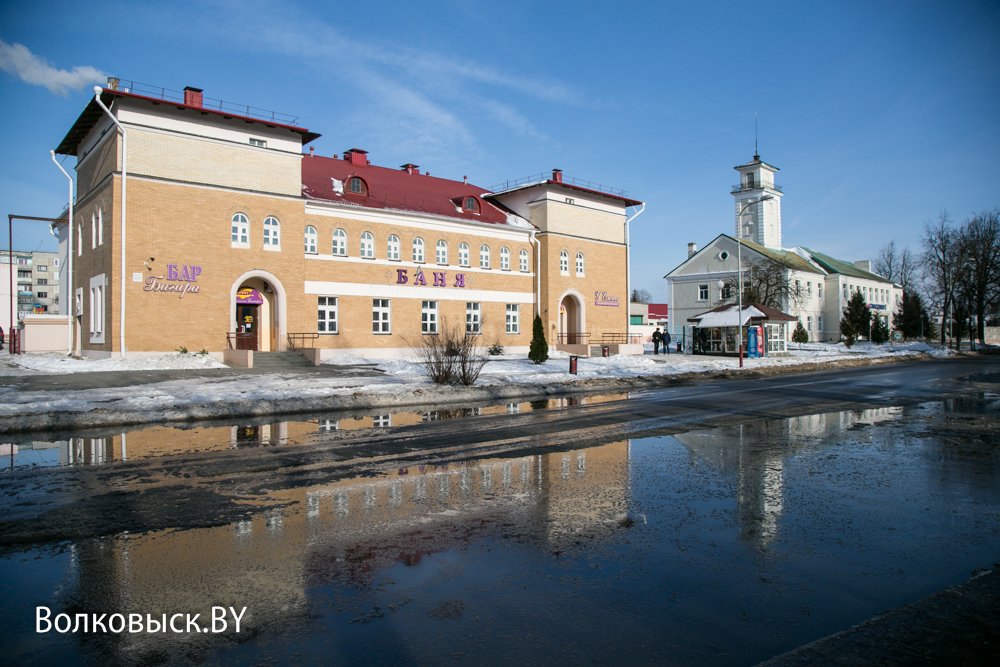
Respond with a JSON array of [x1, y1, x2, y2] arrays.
[[735, 195, 773, 367]]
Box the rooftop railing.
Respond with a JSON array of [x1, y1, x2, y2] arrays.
[[107, 79, 300, 126], [489, 172, 628, 198], [731, 182, 783, 194]]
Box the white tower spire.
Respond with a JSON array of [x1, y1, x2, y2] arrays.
[[732, 154, 784, 249]]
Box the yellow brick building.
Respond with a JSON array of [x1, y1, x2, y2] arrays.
[[53, 81, 643, 360]]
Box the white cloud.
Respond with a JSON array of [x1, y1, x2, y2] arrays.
[[0, 39, 107, 97]]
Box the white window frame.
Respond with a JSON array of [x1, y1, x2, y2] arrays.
[[249, 138, 266, 147], [500, 247, 510, 271], [97, 208, 103, 246], [74, 287, 83, 317], [304, 226, 318, 254], [373, 298, 391, 334], [231, 213, 249, 248], [560, 251, 569, 275], [506, 304, 519, 334], [91, 212, 96, 249], [318, 296, 338, 334], [466, 302, 481, 334], [387, 235, 400, 261], [360, 231, 374, 258], [422, 300, 439, 334], [89, 274, 105, 344], [459, 242, 470, 267], [263, 216, 281, 250], [333, 229, 347, 256], [698, 284, 709, 301], [519, 249, 529, 272], [480, 245, 491, 269], [77, 224, 82, 256], [576, 252, 585, 276], [413, 238, 425, 263], [436, 240, 448, 265]]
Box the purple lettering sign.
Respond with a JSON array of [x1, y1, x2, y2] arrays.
[[594, 291, 619, 307]]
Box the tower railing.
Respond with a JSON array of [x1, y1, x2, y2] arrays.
[[731, 183, 783, 194]]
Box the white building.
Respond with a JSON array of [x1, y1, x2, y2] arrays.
[[665, 155, 901, 343]]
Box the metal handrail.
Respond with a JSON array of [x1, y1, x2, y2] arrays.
[[731, 182, 783, 194], [600, 333, 643, 344], [287, 333, 319, 349], [108, 79, 300, 126], [557, 332, 592, 344], [489, 172, 627, 198], [227, 332, 254, 350]]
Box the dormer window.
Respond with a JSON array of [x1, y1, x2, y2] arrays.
[[348, 177, 368, 195], [249, 138, 266, 147], [463, 196, 480, 214]]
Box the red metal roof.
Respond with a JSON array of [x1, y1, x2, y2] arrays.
[[302, 155, 527, 227], [485, 178, 643, 208], [647, 304, 669, 319], [55, 88, 320, 156]]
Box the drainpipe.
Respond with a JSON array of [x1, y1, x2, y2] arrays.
[[529, 230, 539, 317], [49, 150, 74, 356], [93, 87, 127, 358], [624, 203, 645, 339]]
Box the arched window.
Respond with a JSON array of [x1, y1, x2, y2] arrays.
[[332, 228, 347, 256], [519, 248, 529, 272], [360, 231, 374, 258], [576, 252, 585, 276], [263, 216, 280, 249], [412, 237, 425, 263], [436, 240, 448, 264], [463, 196, 480, 213], [459, 242, 470, 267], [304, 226, 317, 254], [348, 177, 368, 195], [231, 213, 249, 247], [387, 235, 400, 261], [559, 251, 569, 275], [500, 247, 510, 271], [480, 244, 491, 269]]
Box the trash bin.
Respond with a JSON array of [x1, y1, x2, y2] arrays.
[[676, 342, 682, 353], [602, 346, 610, 358], [569, 355, 578, 374]]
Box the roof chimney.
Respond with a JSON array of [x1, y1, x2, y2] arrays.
[[552, 168, 563, 183], [687, 242, 698, 258], [309, 146, 315, 157], [183, 86, 203, 108], [463, 175, 468, 184], [400, 163, 420, 175], [344, 148, 368, 166]]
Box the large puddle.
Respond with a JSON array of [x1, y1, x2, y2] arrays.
[[2, 396, 999, 666]]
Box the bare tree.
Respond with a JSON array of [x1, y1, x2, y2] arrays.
[[956, 208, 1000, 345], [921, 211, 966, 346], [872, 240, 916, 292], [720, 254, 806, 311], [630, 288, 652, 304]]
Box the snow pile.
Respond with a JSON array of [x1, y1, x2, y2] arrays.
[[2, 352, 227, 375], [322, 353, 375, 366]]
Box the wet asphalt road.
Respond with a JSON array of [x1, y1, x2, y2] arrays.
[[0, 356, 998, 666]]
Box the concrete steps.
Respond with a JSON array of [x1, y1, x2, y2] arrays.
[[250, 351, 315, 371]]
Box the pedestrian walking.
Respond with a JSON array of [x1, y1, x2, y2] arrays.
[[663, 329, 671, 355], [651, 328, 662, 355], [0, 324, 5, 352]]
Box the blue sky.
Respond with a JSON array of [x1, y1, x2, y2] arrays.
[[1, 0, 998, 300]]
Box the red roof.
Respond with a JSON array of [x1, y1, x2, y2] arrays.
[[647, 304, 669, 319], [302, 155, 526, 226]]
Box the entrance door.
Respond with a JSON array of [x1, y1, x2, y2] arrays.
[[237, 304, 259, 351]]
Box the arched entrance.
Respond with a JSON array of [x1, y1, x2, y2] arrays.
[[558, 292, 585, 344], [230, 271, 286, 352]]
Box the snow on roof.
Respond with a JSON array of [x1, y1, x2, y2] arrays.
[[689, 305, 768, 328]]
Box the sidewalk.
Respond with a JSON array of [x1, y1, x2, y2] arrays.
[[757, 566, 1000, 666]]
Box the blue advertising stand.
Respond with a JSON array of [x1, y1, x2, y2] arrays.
[[747, 326, 761, 359]]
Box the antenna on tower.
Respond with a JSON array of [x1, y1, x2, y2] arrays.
[[754, 112, 759, 161]]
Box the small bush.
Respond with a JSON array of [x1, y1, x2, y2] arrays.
[[408, 318, 490, 386], [488, 339, 505, 356], [840, 317, 857, 348], [792, 322, 809, 345], [177, 346, 188, 354]]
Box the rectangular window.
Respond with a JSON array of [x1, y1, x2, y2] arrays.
[[818, 315, 823, 332], [249, 138, 266, 147], [98, 208, 103, 246], [422, 301, 438, 334], [37, 265, 47, 272], [818, 283, 822, 299], [17, 270, 30, 279], [565, 198, 574, 204], [795, 279, 801, 295], [36, 292, 48, 298], [75, 288, 83, 316], [53, 258, 59, 267], [506, 304, 519, 334], [459, 245, 470, 267], [519, 251, 529, 272], [318, 296, 338, 334], [807, 316, 813, 331], [721, 285, 731, 299], [89, 274, 105, 343], [807, 282, 812, 296], [77, 224, 82, 256], [698, 284, 708, 301], [843, 285, 847, 299], [466, 302, 481, 334], [37, 278, 47, 286], [630, 315, 643, 325], [372, 299, 390, 334], [91, 213, 96, 249]]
